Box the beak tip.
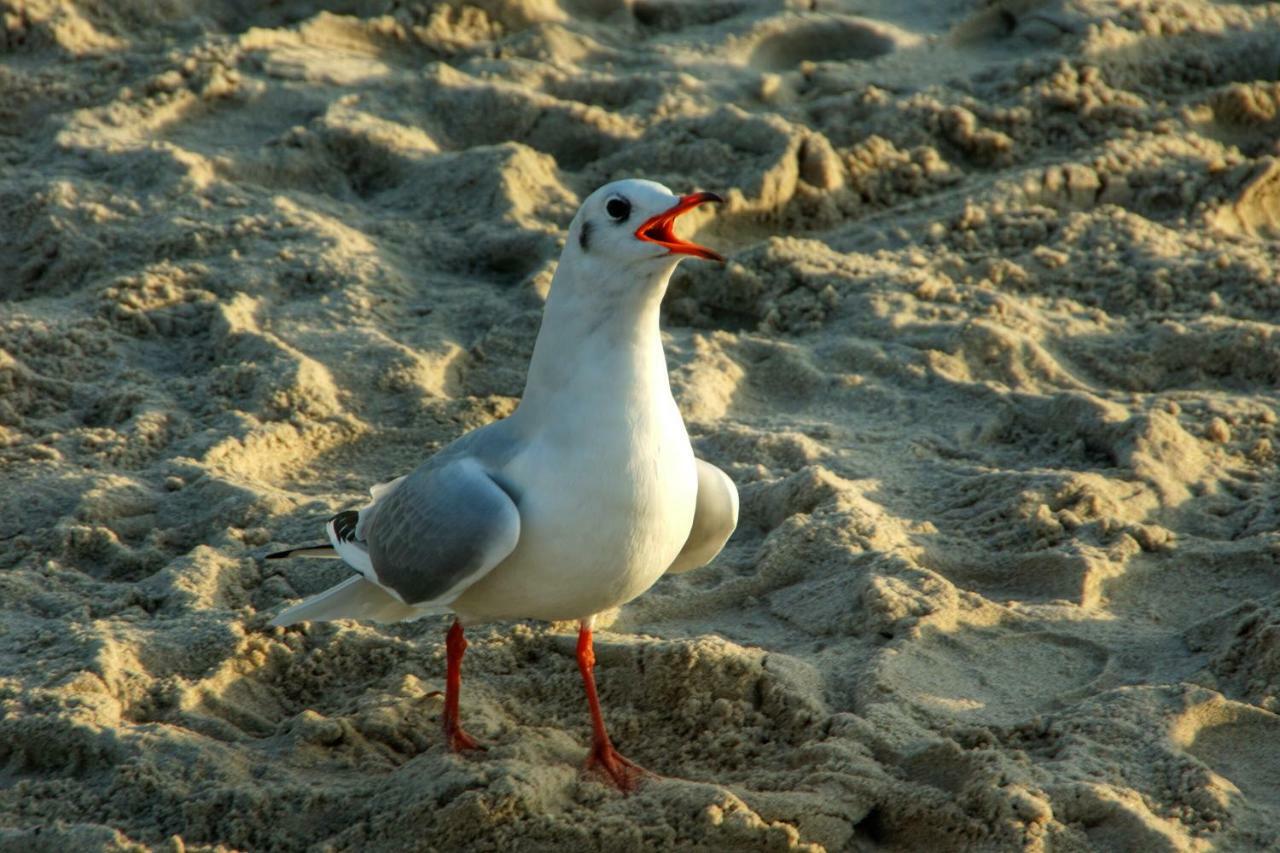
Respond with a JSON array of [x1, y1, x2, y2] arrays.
[[680, 191, 724, 207]]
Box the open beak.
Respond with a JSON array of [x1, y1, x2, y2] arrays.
[[635, 191, 725, 262]]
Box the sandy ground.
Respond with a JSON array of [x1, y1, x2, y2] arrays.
[[2, 0, 1280, 850]]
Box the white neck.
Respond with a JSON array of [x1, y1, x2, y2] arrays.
[[516, 251, 679, 427]]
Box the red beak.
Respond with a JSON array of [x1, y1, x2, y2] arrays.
[[634, 191, 725, 262]]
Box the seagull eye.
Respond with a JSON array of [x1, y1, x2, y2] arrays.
[[605, 196, 631, 222]]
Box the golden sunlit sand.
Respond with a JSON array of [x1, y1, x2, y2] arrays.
[[3, 1, 1280, 850]]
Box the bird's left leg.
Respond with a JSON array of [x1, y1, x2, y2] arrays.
[[576, 617, 650, 792]]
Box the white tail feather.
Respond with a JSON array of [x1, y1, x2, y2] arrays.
[[269, 576, 441, 626]]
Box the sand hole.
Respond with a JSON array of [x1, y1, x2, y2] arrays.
[[749, 17, 897, 71], [633, 0, 746, 31]]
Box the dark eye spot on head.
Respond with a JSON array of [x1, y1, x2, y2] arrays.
[[578, 220, 592, 252], [606, 196, 631, 222]]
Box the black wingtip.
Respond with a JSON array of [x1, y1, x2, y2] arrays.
[[264, 543, 335, 560], [331, 510, 359, 543]]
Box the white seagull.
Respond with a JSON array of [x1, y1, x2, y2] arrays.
[[266, 179, 739, 791]]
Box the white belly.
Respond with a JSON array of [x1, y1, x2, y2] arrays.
[[452, 406, 697, 623]]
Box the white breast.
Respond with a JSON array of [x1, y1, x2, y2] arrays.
[[452, 391, 696, 624]]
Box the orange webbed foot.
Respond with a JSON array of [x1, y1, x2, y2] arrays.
[[586, 740, 653, 793], [445, 723, 486, 753]]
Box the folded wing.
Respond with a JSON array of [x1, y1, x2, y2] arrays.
[[270, 456, 521, 626], [365, 457, 520, 605], [666, 458, 738, 574]]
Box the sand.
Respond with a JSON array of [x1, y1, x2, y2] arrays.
[[2, 0, 1280, 849]]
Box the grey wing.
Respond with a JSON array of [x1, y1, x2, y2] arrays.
[[667, 458, 739, 574], [362, 456, 521, 605]]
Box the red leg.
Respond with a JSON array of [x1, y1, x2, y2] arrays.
[[576, 621, 650, 792], [442, 619, 483, 752]]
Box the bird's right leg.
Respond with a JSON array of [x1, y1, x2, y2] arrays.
[[576, 618, 650, 791], [443, 618, 484, 752]]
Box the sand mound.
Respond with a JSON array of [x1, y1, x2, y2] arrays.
[[4, 0, 1280, 849]]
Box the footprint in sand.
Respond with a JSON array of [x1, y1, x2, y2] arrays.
[[1208, 158, 1280, 238], [1174, 699, 1280, 810], [949, 0, 1083, 46], [875, 628, 1110, 725], [748, 16, 900, 72]]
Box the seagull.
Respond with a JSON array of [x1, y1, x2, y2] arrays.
[[265, 179, 739, 791]]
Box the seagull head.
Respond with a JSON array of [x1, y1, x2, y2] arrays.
[[569, 179, 724, 269]]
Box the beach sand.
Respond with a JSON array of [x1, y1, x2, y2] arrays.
[[3, 0, 1280, 850]]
